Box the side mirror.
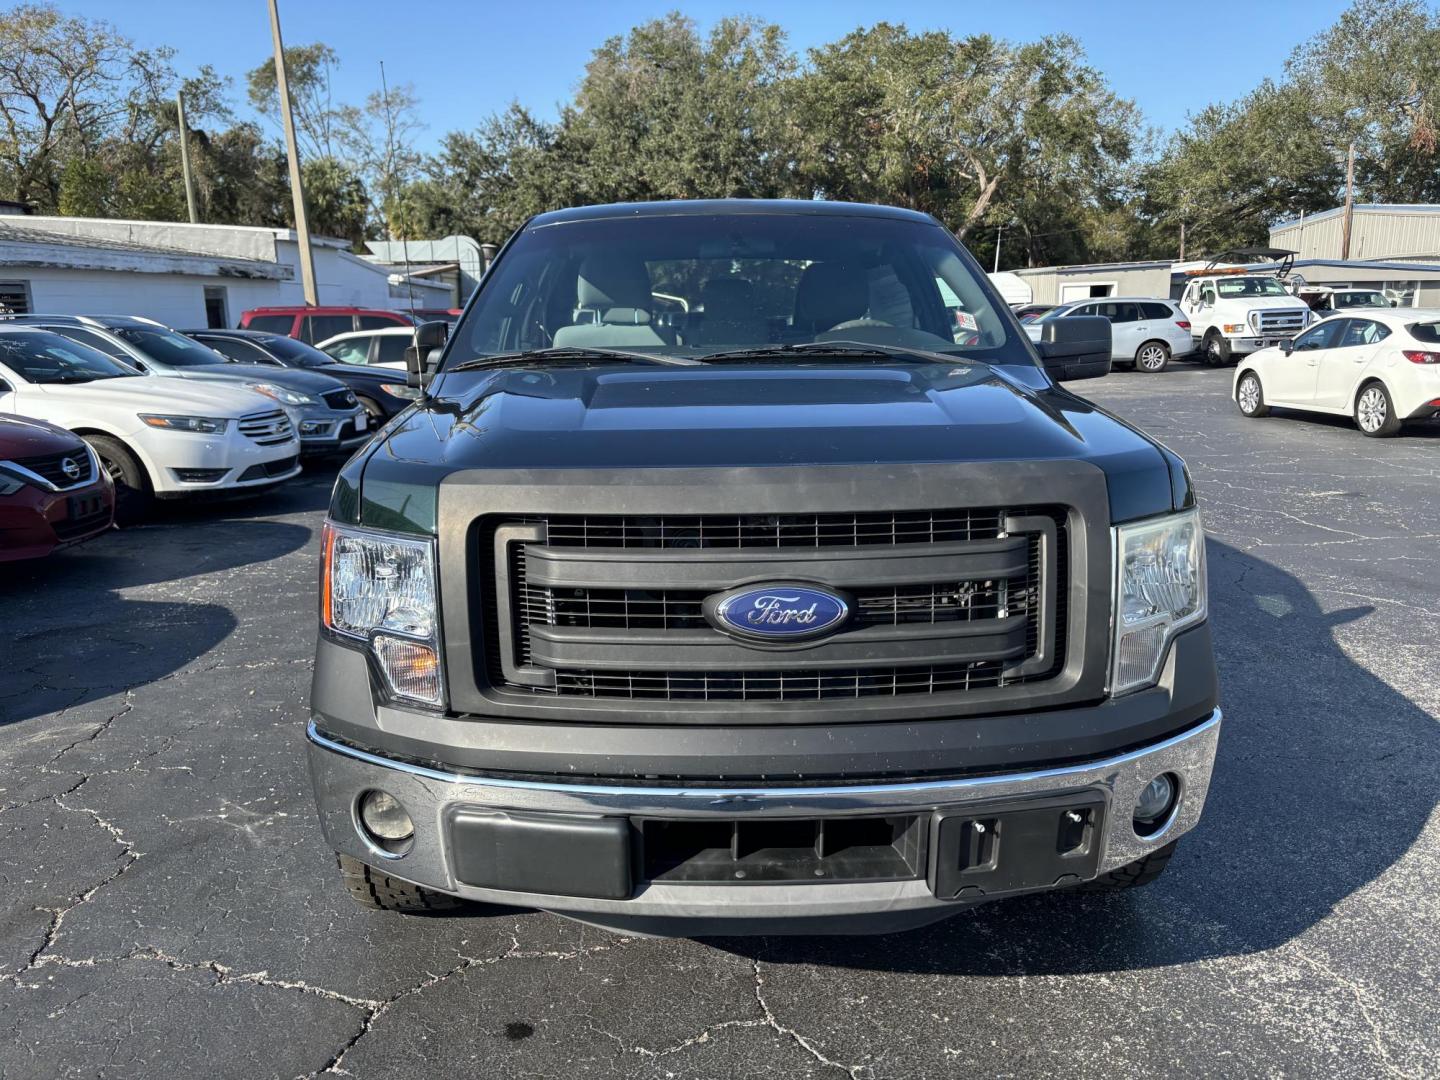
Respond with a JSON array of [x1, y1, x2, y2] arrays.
[[1281, 339, 1295, 355], [404, 320, 449, 389], [1035, 315, 1111, 382]]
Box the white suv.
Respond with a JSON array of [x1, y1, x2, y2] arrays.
[[1026, 298, 1193, 372], [0, 327, 302, 516], [1233, 309, 1440, 437]]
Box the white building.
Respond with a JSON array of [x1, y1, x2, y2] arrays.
[[0, 216, 449, 327]]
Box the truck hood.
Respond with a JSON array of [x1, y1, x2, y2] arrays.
[[353, 363, 1181, 527], [36, 375, 276, 416], [1224, 295, 1310, 312]]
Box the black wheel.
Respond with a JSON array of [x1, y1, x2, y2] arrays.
[[337, 853, 466, 913], [82, 434, 152, 524], [1235, 371, 1269, 417], [355, 395, 387, 422], [1078, 841, 1178, 892], [1355, 381, 1403, 437], [1134, 340, 1170, 373], [1202, 332, 1231, 367]]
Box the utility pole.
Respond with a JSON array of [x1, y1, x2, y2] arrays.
[[993, 223, 1004, 273], [1340, 142, 1356, 261], [267, 0, 319, 306], [1179, 222, 1186, 262], [175, 92, 199, 224]]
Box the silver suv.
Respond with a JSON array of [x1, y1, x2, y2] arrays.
[[1026, 298, 1194, 373]]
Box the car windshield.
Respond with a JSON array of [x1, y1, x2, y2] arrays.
[[1036, 306, 1075, 321], [1216, 277, 1288, 298], [0, 330, 140, 383], [116, 326, 229, 367], [1336, 291, 1389, 308], [445, 211, 1026, 369], [256, 335, 336, 368]]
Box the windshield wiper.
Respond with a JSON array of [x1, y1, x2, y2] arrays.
[[696, 341, 972, 365], [447, 347, 702, 373]]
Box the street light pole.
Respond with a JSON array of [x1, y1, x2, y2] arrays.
[[267, 0, 319, 306], [993, 223, 1004, 273], [1340, 142, 1356, 261], [175, 92, 199, 224]]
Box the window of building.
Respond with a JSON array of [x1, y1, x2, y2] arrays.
[[0, 281, 32, 315], [203, 286, 229, 329]]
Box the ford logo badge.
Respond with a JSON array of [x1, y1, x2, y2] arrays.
[[706, 583, 850, 643]]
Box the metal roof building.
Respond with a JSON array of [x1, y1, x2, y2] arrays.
[[1270, 204, 1440, 262]]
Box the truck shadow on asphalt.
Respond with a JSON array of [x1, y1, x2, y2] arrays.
[[707, 539, 1439, 973], [0, 514, 313, 727]]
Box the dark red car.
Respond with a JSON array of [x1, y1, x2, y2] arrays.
[[238, 306, 416, 344], [0, 414, 115, 562]]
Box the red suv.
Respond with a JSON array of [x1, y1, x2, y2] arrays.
[[0, 414, 114, 562], [239, 307, 416, 345]]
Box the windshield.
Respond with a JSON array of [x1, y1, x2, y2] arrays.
[[116, 326, 229, 367], [257, 335, 335, 368], [446, 211, 1024, 369], [1335, 291, 1389, 308], [1216, 277, 1288, 298], [0, 331, 140, 383]]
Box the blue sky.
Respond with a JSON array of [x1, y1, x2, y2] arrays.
[[64, 0, 1356, 151]]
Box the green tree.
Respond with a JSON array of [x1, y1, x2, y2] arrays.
[[245, 42, 344, 159], [302, 155, 368, 245]]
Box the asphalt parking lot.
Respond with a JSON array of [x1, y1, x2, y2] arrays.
[[2, 363, 1437, 1079]]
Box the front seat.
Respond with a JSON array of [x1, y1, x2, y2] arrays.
[[692, 277, 767, 345], [552, 255, 670, 348], [792, 261, 870, 335]]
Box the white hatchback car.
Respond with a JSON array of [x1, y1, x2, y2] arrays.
[[1233, 309, 1440, 437], [1026, 298, 1193, 372], [315, 327, 413, 371], [0, 327, 302, 516]]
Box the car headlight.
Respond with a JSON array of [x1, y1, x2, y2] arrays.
[[1112, 509, 1207, 695], [321, 521, 443, 707], [246, 382, 317, 406], [0, 469, 28, 495], [378, 383, 421, 399], [139, 414, 229, 434]]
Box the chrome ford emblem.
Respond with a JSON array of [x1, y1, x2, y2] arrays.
[[706, 583, 850, 642], [60, 456, 82, 479]]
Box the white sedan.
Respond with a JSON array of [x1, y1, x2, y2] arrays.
[[1233, 309, 1440, 437], [0, 327, 302, 518]]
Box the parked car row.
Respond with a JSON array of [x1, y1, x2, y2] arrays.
[[0, 309, 429, 562]]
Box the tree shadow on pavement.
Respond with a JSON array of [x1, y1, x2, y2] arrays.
[[709, 539, 1440, 973]]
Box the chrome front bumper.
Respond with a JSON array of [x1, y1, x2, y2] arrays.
[[307, 710, 1221, 935]]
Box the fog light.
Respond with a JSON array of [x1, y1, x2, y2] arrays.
[[359, 790, 413, 842], [1134, 773, 1178, 835], [299, 420, 328, 435]]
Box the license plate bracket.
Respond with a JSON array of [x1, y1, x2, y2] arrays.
[[929, 790, 1106, 900], [68, 493, 103, 518]]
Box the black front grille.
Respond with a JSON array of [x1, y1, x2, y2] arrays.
[[323, 388, 357, 410], [487, 508, 1066, 703], [53, 505, 110, 541], [11, 448, 91, 488], [539, 509, 1008, 549], [236, 456, 298, 482]]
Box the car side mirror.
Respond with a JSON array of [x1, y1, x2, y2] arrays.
[[1034, 315, 1111, 381], [404, 320, 449, 389], [1281, 339, 1295, 355]]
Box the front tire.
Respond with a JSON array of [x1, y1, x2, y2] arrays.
[[337, 853, 465, 913], [1203, 332, 1231, 367], [1135, 341, 1170, 373], [355, 395, 387, 423], [1236, 371, 1269, 417], [1355, 382, 1402, 437], [1078, 841, 1177, 892], [82, 434, 152, 524]]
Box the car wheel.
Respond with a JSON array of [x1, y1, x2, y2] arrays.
[[1076, 841, 1178, 892], [1135, 341, 1170, 373], [82, 434, 152, 524], [1203, 332, 1231, 367], [1236, 371, 1269, 417], [356, 395, 387, 422], [1355, 382, 1402, 437], [336, 853, 466, 914]]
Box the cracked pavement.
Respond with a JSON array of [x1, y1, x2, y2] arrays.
[[1, 364, 1437, 1078]]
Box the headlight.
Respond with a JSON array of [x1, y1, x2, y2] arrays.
[[1222, 323, 1247, 335], [1112, 509, 1207, 695], [321, 521, 443, 707], [0, 470, 27, 495], [139, 414, 229, 434], [246, 382, 317, 406], [378, 383, 422, 400]]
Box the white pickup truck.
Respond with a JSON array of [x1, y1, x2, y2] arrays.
[[1178, 250, 1312, 366]]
